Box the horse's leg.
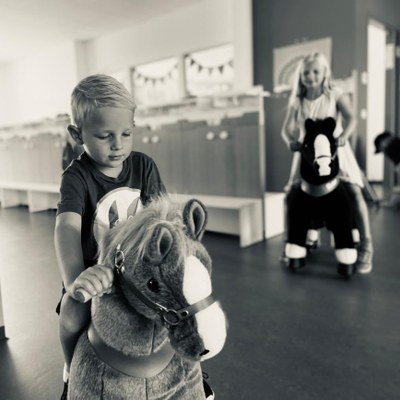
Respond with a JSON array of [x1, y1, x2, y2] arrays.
[[332, 232, 357, 277], [328, 188, 357, 277], [285, 189, 309, 270]]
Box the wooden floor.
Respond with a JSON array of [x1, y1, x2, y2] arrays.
[[0, 204, 399, 400]]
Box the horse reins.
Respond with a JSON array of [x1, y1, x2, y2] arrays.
[[113, 244, 216, 328], [297, 143, 340, 197], [299, 143, 339, 162], [87, 242, 217, 378]]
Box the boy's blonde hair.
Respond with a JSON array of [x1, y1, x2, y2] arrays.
[[71, 74, 136, 128], [289, 52, 334, 107]]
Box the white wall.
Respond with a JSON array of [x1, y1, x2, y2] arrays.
[[0, 41, 77, 127], [0, 0, 253, 127], [84, 0, 234, 78]]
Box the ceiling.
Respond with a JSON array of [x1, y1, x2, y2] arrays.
[[0, 0, 204, 63]]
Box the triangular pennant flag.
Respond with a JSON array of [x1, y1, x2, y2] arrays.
[[218, 65, 224, 74]]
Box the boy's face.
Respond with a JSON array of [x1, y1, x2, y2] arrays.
[[78, 107, 135, 176]]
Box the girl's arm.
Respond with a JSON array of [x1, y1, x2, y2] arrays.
[[281, 106, 301, 150], [336, 93, 357, 145]]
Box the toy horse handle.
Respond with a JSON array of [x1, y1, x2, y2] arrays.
[[75, 288, 92, 303], [290, 141, 303, 152]]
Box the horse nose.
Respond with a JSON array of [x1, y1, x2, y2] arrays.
[[200, 349, 209, 356]]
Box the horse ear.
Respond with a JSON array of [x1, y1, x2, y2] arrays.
[[109, 200, 119, 229], [183, 199, 208, 241], [304, 118, 315, 133], [145, 225, 174, 263], [324, 117, 336, 135]]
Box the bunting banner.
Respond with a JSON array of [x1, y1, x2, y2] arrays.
[[134, 63, 178, 86], [186, 55, 233, 75]]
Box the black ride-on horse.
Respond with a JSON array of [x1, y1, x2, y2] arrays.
[[285, 117, 357, 278]]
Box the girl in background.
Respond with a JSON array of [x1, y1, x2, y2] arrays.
[[281, 52, 373, 273]]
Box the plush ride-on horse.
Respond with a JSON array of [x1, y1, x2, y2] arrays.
[[69, 196, 227, 399], [285, 117, 357, 277]]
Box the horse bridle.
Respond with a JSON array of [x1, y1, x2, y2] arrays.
[[113, 244, 216, 328], [299, 142, 338, 167]]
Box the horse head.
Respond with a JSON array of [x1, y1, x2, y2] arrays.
[[300, 117, 338, 184], [96, 195, 227, 362]]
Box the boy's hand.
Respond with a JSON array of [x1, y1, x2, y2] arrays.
[[71, 264, 114, 303]]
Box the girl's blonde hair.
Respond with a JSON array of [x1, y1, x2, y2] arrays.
[[289, 52, 334, 107], [71, 74, 136, 128]]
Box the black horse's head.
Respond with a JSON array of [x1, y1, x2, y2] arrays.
[[300, 117, 339, 184]]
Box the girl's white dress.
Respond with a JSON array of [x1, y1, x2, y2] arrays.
[[287, 87, 364, 188]]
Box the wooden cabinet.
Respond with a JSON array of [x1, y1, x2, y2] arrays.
[[0, 111, 262, 199], [232, 124, 260, 197], [182, 124, 210, 195], [133, 112, 261, 198], [133, 125, 177, 192], [165, 123, 186, 194]]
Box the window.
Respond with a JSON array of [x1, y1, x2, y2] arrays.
[[185, 44, 234, 96], [131, 57, 179, 106]]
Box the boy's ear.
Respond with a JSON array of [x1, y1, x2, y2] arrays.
[[67, 125, 84, 145]]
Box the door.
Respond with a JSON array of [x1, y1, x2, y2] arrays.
[[366, 19, 387, 182]]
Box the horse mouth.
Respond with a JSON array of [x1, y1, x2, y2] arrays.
[[170, 332, 208, 359]]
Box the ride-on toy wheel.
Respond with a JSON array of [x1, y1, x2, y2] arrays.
[[288, 258, 306, 271], [337, 263, 355, 278]]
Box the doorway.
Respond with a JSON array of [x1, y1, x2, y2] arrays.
[[366, 19, 387, 182], [367, 19, 399, 203]]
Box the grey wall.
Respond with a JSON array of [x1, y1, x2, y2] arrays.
[[253, 0, 400, 191]]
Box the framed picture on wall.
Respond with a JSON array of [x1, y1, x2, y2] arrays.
[[185, 44, 234, 97], [273, 37, 332, 93], [131, 57, 180, 106]]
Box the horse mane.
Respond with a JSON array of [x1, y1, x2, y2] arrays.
[[98, 194, 187, 267]]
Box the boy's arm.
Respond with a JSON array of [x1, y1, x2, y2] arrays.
[[54, 211, 85, 299], [143, 157, 167, 203], [54, 212, 114, 302]]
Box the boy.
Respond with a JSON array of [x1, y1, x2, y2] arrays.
[[374, 131, 400, 166], [55, 74, 214, 400], [55, 74, 166, 399]]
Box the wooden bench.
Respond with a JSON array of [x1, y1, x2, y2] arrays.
[[0, 181, 60, 213], [171, 193, 265, 248], [264, 192, 285, 239], [0, 182, 285, 247]]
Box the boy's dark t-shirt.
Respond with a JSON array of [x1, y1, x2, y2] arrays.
[[57, 151, 166, 267], [62, 142, 84, 170]]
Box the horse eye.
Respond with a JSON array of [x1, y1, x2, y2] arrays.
[[147, 278, 159, 292]]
